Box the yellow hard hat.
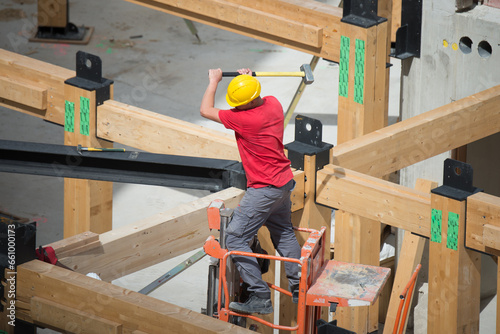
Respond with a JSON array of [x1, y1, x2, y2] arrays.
[[226, 75, 261, 107]]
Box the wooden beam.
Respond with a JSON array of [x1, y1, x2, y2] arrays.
[[337, 21, 389, 142], [335, 17, 389, 333], [332, 84, 500, 178], [483, 224, 500, 250], [31, 297, 123, 334], [0, 49, 238, 161], [382, 179, 437, 334], [316, 165, 431, 237], [0, 48, 73, 123], [291, 169, 305, 212], [38, 0, 68, 28], [427, 193, 481, 333], [49, 231, 100, 258], [63, 84, 114, 237], [124, 0, 342, 61], [97, 100, 239, 160], [389, 0, 401, 43], [0, 76, 47, 110], [57, 187, 245, 281], [466, 191, 500, 256], [17, 261, 253, 334], [282, 154, 332, 327]]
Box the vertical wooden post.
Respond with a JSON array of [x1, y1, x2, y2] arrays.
[[63, 52, 114, 238], [427, 184, 481, 333], [38, 0, 68, 28], [272, 117, 333, 332], [335, 4, 389, 332], [277, 154, 332, 332]]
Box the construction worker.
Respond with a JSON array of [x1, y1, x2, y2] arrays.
[[200, 68, 301, 314]]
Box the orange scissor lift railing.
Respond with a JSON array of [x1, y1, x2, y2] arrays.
[[393, 264, 422, 334], [204, 220, 392, 333]]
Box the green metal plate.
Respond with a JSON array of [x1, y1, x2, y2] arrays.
[[80, 96, 90, 136], [339, 36, 350, 98], [354, 39, 365, 104], [446, 212, 459, 251], [64, 100, 75, 133], [431, 209, 442, 243]]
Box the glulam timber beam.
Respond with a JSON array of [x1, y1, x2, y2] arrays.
[[63, 61, 115, 237], [56, 187, 245, 281], [0, 49, 73, 123], [331, 84, 500, 178], [334, 8, 390, 332], [124, 0, 343, 61], [0, 49, 237, 160], [466, 192, 500, 256], [97, 100, 239, 160], [16, 260, 253, 334], [316, 165, 431, 237]]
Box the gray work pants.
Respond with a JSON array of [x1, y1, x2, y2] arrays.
[[225, 179, 301, 299]]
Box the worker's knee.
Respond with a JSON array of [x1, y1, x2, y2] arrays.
[[225, 232, 241, 251]]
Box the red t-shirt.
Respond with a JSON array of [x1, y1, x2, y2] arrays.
[[219, 96, 293, 188]]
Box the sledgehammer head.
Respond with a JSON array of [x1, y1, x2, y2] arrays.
[[300, 64, 314, 85]]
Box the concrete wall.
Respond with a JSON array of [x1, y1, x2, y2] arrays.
[[398, 2, 500, 332]]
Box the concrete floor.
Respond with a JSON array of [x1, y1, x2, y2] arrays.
[[0, 0, 496, 333]]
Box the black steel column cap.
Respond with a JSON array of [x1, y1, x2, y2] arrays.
[[390, 0, 422, 59], [285, 115, 333, 171], [341, 0, 387, 28], [65, 51, 113, 105], [431, 158, 482, 201]]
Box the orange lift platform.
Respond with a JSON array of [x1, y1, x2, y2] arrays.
[[203, 200, 391, 333]]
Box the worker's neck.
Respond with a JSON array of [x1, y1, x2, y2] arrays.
[[236, 96, 263, 110]]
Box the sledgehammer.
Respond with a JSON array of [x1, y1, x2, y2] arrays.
[[222, 64, 314, 85]]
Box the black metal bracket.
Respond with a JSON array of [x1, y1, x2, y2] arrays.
[[341, 0, 387, 28], [34, 22, 87, 41], [65, 51, 113, 106], [431, 159, 482, 201], [284, 115, 333, 172], [390, 0, 423, 59], [0, 139, 246, 192]]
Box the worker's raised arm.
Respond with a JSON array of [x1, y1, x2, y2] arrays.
[[200, 68, 223, 123]]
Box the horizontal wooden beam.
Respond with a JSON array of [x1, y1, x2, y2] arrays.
[[331, 84, 500, 178], [466, 191, 500, 256], [0, 76, 47, 110], [0, 48, 73, 123], [31, 296, 122, 334], [17, 260, 253, 334], [49, 231, 100, 258], [316, 165, 431, 237], [56, 187, 244, 281], [484, 224, 500, 251], [125, 0, 342, 61], [97, 100, 239, 160]]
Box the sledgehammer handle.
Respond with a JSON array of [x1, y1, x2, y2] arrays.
[[222, 72, 255, 77], [222, 72, 305, 78]]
